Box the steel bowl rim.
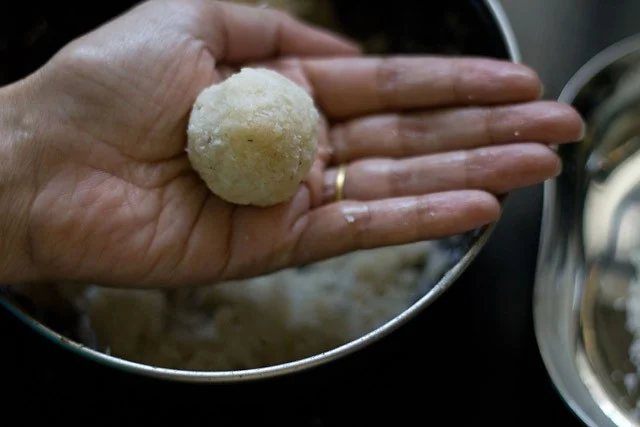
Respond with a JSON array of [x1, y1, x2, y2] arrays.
[[534, 33, 640, 427], [0, 0, 520, 383]]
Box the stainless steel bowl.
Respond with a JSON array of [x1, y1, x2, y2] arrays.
[[535, 34, 640, 427], [0, 0, 519, 383]]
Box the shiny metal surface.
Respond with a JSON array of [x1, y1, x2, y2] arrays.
[[500, 0, 640, 100], [535, 35, 640, 427], [0, 0, 519, 383]]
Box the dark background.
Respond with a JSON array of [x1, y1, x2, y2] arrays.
[[2, 0, 639, 424]]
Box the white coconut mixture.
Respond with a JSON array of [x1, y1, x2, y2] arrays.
[[25, 241, 444, 371]]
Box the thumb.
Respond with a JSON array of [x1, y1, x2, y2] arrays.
[[189, 0, 362, 63]]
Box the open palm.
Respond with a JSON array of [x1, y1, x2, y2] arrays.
[[20, 0, 583, 287]]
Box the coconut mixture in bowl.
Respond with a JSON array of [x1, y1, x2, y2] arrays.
[[9, 242, 449, 371]]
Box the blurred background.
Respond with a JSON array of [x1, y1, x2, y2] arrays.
[[2, 0, 640, 424]]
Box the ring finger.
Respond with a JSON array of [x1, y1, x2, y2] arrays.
[[322, 142, 560, 203]]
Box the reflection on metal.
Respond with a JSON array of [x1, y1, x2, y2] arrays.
[[535, 34, 640, 427]]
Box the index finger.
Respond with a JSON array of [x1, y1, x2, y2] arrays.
[[301, 57, 543, 120]]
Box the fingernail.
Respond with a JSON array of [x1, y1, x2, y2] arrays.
[[555, 158, 564, 176], [578, 120, 587, 140], [539, 83, 545, 99]]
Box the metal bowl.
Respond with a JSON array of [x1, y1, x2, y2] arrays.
[[535, 34, 640, 427], [0, 0, 519, 383]]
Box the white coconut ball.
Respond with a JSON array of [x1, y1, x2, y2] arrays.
[[186, 67, 320, 207]]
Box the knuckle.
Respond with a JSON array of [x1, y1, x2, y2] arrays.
[[481, 108, 497, 145], [449, 59, 468, 103], [387, 163, 410, 196], [342, 203, 373, 248], [415, 198, 443, 236], [328, 124, 348, 163], [376, 57, 404, 107], [461, 150, 474, 188], [395, 115, 428, 154], [56, 43, 102, 72]]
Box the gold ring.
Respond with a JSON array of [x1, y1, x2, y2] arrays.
[[335, 164, 347, 202]]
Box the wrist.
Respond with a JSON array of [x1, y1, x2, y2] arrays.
[[0, 80, 44, 284]]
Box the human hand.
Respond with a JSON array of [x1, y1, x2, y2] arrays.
[[0, 0, 584, 287]]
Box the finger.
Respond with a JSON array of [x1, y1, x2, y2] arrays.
[[303, 123, 333, 208], [301, 57, 543, 119], [323, 143, 561, 203], [198, 1, 361, 62], [329, 101, 585, 163], [291, 190, 500, 265]]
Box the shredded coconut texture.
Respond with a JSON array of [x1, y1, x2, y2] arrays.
[[187, 67, 319, 207], [59, 242, 436, 371]]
